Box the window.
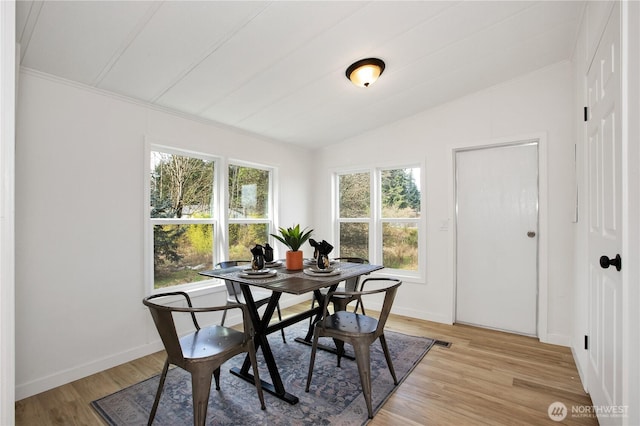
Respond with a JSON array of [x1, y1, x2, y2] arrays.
[[148, 148, 216, 289], [146, 147, 276, 290], [338, 172, 371, 259], [380, 168, 421, 270], [227, 164, 273, 260], [336, 167, 422, 274]]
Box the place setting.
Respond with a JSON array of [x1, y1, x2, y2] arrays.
[[238, 243, 279, 278], [238, 268, 278, 278], [304, 239, 341, 276]]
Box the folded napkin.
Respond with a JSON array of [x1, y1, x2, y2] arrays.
[[251, 244, 265, 270], [309, 238, 320, 260], [263, 243, 274, 262], [316, 240, 333, 269]]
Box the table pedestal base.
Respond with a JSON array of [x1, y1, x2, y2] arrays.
[[230, 367, 299, 405]]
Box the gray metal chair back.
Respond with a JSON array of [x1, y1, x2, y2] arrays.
[[215, 260, 286, 342], [321, 257, 369, 313], [305, 278, 402, 419], [143, 292, 265, 425]]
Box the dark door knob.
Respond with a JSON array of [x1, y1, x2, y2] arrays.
[[599, 254, 621, 271]]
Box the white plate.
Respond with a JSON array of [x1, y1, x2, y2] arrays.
[[303, 268, 341, 277], [240, 269, 277, 278], [265, 261, 282, 267], [242, 268, 273, 275], [305, 259, 337, 266], [308, 266, 334, 273]]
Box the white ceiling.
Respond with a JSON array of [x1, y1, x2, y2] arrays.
[[16, 1, 585, 147]]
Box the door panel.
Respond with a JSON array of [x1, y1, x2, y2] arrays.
[[455, 142, 538, 336], [586, 4, 622, 420]]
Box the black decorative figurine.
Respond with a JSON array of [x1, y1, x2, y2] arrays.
[[309, 238, 320, 261], [251, 244, 265, 270], [263, 243, 274, 263], [316, 240, 334, 269]]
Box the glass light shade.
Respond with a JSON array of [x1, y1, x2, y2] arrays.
[[346, 58, 385, 88]]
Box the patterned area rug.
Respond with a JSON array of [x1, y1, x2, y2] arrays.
[[92, 322, 434, 425]]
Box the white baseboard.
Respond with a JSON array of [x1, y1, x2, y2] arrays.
[[15, 340, 165, 401], [541, 332, 572, 347], [15, 293, 313, 400], [391, 306, 453, 325], [571, 344, 589, 393]]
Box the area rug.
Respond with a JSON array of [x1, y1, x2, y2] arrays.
[[92, 322, 435, 425]]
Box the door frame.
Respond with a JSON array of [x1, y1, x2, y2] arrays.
[[451, 133, 550, 342]]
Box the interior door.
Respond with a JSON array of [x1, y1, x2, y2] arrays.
[[455, 142, 538, 336], [586, 5, 622, 420]]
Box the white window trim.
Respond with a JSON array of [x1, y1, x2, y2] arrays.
[[144, 139, 221, 294], [225, 159, 275, 259], [334, 164, 426, 282]]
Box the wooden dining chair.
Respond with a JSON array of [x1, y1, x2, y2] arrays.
[[305, 278, 402, 419], [216, 260, 286, 343], [309, 257, 369, 322], [143, 291, 265, 425]]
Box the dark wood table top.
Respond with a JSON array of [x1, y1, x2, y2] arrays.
[[199, 261, 383, 295]]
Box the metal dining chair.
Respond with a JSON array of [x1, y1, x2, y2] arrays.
[[217, 260, 286, 343], [305, 278, 402, 419], [309, 257, 369, 321], [143, 291, 265, 425]]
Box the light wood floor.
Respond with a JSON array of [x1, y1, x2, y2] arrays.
[[16, 303, 597, 425]]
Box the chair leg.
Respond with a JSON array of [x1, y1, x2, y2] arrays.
[[276, 303, 286, 343], [305, 327, 321, 392], [353, 343, 374, 419], [190, 368, 215, 426], [213, 367, 221, 390], [353, 298, 366, 315], [334, 338, 346, 368], [309, 296, 317, 327], [247, 340, 266, 410], [379, 334, 398, 384], [220, 307, 228, 327], [148, 358, 170, 426]]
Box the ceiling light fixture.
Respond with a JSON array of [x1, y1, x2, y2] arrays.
[[345, 58, 385, 88]]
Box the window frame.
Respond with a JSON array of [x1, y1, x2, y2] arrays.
[[145, 142, 220, 293], [144, 141, 279, 294], [225, 159, 275, 261], [334, 163, 425, 281]]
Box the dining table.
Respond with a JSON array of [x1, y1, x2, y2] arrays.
[[199, 259, 383, 405]]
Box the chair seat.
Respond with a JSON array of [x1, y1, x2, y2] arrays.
[[179, 325, 246, 359], [305, 278, 402, 419], [322, 311, 378, 336]]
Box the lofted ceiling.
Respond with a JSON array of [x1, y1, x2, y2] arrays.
[[16, 1, 585, 147]]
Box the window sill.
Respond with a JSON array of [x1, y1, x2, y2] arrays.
[[150, 277, 226, 298]]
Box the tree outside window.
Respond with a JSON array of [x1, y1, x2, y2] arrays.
[[149, 150, 215, 289], [381, 168, 420, 270], [228, 164, 272, 261], [338, 172, 370, 259], [337, 167, 421, 271]]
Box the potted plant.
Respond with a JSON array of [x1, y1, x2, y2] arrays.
[[270, 224, 313, 271]]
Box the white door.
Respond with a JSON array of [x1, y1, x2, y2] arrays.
[[455, 142, 538, 336], [586, 5, 622, 420]]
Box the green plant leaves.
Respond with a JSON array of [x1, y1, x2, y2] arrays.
[[270, 224, 313, 251]]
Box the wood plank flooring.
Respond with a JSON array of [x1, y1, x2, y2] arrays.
[[15, 303, 597, 425]]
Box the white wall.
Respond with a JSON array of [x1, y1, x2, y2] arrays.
[[312, 61, 576, 343], [0, 0, 16, 423], [14, 70, 314, 399], [571, 0, 590, 390]]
